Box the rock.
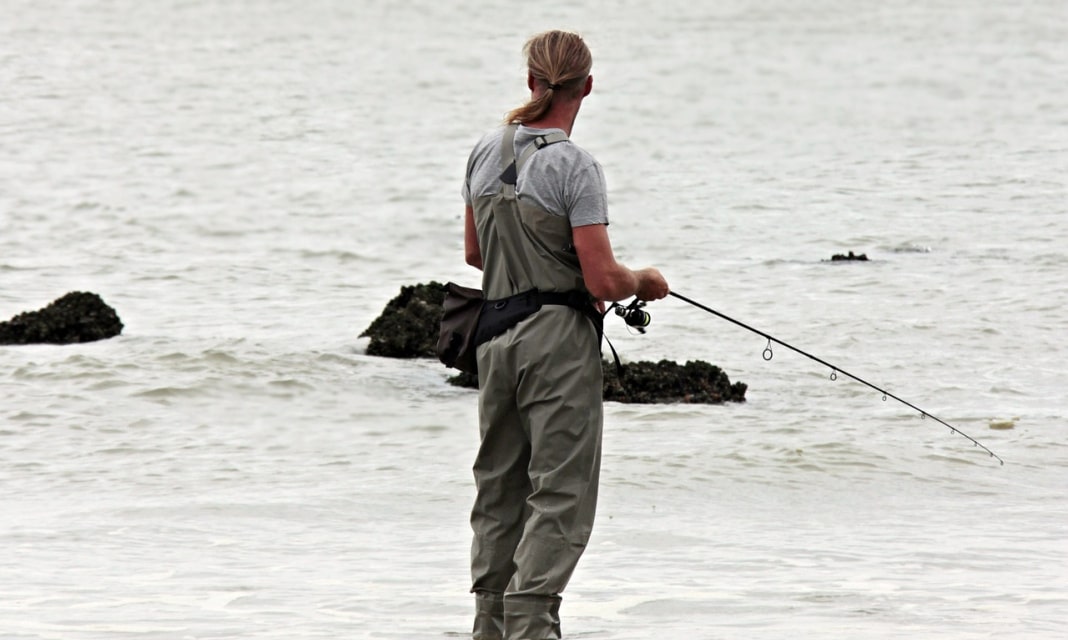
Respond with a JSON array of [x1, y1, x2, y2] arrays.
[[0, 291, 124, 345], [446, 359, 747, 405], [603, 359, 746, 404], [830, 251, 868, 261], [448, 371, 480, 389], [360, 281, 447, 358]]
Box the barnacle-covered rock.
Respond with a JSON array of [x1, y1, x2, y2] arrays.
[[359, 281, 447, 358], [0, 291, 123, 345], [602, 359, 747, 404]]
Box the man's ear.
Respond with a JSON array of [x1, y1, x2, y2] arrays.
[[583, 75, 593, 97]]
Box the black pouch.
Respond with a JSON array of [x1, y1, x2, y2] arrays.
[[436, 282, 484, 375]]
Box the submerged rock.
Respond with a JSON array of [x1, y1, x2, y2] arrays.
[[447, 371, 480, 389], [830, 251, 869, 261], [359, 281, 447, 358], [0, 291, 124, 345], [363, 282, 747, 405], [447, 360, 747, 405]]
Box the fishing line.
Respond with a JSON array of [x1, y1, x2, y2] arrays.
[[667, 291, 1004, 465]]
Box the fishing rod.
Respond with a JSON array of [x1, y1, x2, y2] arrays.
[[616, 292, 1003, 465]]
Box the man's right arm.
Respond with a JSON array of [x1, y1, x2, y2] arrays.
[[572, 223, 668, 302]]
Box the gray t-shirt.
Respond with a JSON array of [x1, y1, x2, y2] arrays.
[[462, 125, 609, 228]]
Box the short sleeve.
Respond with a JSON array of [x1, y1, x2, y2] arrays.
[[567, 161, 609, 228]]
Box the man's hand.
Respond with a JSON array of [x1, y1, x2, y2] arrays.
[[635, 267, 669, 301]]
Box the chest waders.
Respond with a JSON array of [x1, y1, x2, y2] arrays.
[[469, 125, 604, 640]]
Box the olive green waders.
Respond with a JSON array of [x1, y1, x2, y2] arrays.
[[469, 125, 603, 640]]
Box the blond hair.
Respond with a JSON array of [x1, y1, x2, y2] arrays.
[[504, 30, 593, 124]]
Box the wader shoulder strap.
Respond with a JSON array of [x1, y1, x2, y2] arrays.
[[516, 130, 569, 170], [499, 124, 518, 177], [499, 125, 569, 186]]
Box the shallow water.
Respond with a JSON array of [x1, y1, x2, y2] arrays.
[[2, 1, 1066, 638]]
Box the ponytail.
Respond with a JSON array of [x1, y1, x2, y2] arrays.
[[504, 31, 593, 124]]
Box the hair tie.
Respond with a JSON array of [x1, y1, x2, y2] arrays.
[[547, 82, 563, 91]]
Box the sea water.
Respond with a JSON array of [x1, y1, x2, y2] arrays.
[[2, 1, 1066, 638]]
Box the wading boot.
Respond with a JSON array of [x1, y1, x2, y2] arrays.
[[472, 591, 505, 639], [503, 594, 562, 640]]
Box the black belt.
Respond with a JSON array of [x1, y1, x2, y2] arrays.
[[473, 289, 602, 347]]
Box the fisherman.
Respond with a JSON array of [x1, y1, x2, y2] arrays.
[[460, 30, 670, 639]]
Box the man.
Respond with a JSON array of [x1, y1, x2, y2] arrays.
[[461, 30, 670, 639]]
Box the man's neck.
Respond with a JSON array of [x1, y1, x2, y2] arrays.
[[523, 102, 580, 136]]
